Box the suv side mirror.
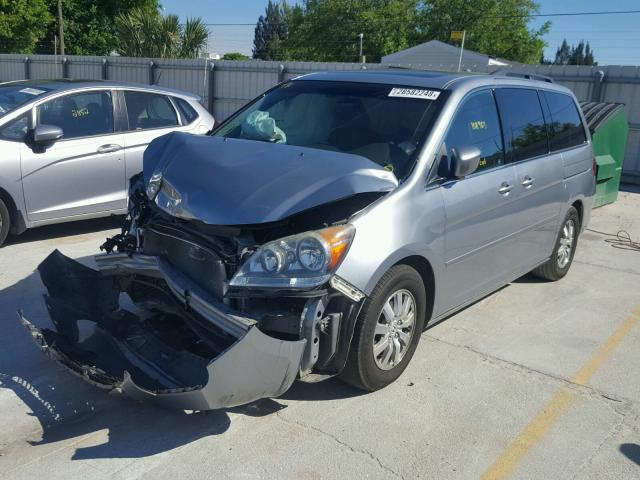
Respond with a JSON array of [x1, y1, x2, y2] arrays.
[[33, 124, 64, 144], [451, 145, 481, 178]]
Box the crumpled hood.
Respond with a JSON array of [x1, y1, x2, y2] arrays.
[[143, 132, 398, 225]]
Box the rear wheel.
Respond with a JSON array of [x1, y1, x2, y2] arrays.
[[340, 264, 426, 391], [0, 198, 10, 247], [532, 206, 580, 281]]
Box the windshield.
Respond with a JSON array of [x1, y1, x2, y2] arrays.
[[213, 80, 445, 179], [0, 85, 50, 118]]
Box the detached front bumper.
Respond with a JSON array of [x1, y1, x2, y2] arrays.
[[20, 250, 306, 410]]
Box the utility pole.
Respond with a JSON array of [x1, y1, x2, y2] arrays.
[[358, 33, 364, 63], [457, 30, 466, 72], [57, 0, 65, 56]]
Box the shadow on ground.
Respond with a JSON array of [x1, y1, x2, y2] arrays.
[[3, 216, 122, 247], [0, 261, 362, 462], [620, 183, 640, 194], [619, 443, 640, 466]]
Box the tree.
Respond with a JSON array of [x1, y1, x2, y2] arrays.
[[253, 1, 289, 60], [115, 8, 209, 58], [222, 52, 250, 60], [0, 0, 53, 53], [553, 39, 597, 65], [258, 0, 547, 64], [278, 0, 420, 62], [553, 39, 571, 65], [416, 0, 550, 64], [35, 0, 158, 55]]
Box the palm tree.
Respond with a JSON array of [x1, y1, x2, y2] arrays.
[[180, 18, 210, 58], [115, 8, 209, 58]]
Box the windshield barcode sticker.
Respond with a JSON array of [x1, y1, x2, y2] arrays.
[[389, 88, 440, 100], [20, 88, 46, 95]]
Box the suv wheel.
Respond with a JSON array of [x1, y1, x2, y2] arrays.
[[340, 264, 426, 391], [0, 198, 10, 247], [532, 206, 580, 281]]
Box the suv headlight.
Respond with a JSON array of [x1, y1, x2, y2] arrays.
[[229, 225, 355, 289], [146, 171, 163, 200]]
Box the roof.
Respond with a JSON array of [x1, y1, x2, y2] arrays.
[[295, 70, 571, 95], [296, 70, 473, 90], [381, 40, 511, 69], [0, 79, 200, 99]]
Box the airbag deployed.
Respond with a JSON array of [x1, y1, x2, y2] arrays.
[[20, 250, 306, 410]]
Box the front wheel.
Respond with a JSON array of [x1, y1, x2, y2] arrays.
[[340, 265, 427, 391], [531, 206, 580, 281]]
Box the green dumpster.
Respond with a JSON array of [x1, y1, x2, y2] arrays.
[[580, 101, 629, 208]]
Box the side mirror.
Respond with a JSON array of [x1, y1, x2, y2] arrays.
[[33, 124, 64, 144], [451, 145, 481, 178]]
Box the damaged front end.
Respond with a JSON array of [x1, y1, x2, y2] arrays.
[[22, 161, 381, 409]]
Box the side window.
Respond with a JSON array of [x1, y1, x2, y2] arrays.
[[37, 91, 114, 139], [175, 97, 199, 124], [444, 90, 504, 173], [494, 88, 548, 162], [124, 92, 179, 130], [542, 91, 587, 151], [0, 114, 29, 141]]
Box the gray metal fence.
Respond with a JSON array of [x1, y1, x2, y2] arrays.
[[1, 54, 639, 183]]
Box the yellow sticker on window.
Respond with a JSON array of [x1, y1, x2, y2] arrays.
[[471, 120, 487, 130], [72, 107, 89, 118], [478, 158, 487, 167]]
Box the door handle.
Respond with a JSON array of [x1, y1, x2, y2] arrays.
[[498, 182, 512, 196], [522, 176, 535, 189], [97, 144, 122, 154]]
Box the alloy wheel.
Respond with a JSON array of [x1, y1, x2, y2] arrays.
[[557, 219, 575, 269], [372, 289, 416, 371]]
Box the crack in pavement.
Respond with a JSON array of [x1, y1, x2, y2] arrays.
[[275, 410, 405, 480], [574, 259, 640, 278], [424, 335, 640, 411]]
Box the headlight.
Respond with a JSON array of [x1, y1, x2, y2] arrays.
[[146, 171, 163, 200], [229, 224, 355, 289]]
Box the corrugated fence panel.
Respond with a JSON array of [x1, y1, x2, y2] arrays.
[[108, 57, 152, 84], [68, 56, 103, 80], [155, 59, 208, 101], [0, 55, 27, 81], [601, 66, 640, 178], [29, 55, 60, 80], [1, 54, 639, 181]]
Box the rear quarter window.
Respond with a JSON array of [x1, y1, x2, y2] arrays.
[[495, 88, 549, 162], [542, 91, 587, 151], [175, 97, 199, 124]]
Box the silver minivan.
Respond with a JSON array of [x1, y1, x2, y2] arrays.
[[0, 80, 215, 245], [22, 71, 595, 409]]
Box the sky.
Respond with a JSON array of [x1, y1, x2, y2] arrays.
[[160, 0, 640, 65]]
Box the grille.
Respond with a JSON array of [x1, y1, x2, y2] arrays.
[[143, 227, 227, 300]]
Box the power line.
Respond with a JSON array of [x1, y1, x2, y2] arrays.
[[202, 9, 640, 26]]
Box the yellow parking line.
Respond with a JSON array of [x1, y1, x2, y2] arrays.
[[481, 305, 640, 480]]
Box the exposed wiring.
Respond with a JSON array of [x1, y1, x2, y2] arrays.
[[586, 228, 640, 252]]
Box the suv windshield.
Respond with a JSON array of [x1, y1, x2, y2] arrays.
[[213, 80, 444, 178], [0, 84, 50, 118]]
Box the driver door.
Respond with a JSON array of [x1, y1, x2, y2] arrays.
[[21, 90, 126, 222]]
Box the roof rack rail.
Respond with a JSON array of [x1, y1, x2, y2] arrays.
[[492, 70, 554, 83]]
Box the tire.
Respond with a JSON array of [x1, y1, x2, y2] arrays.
[[0, 198, 10, 247], [531, 206, 580, 281], [340, 264, 427, 391]]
